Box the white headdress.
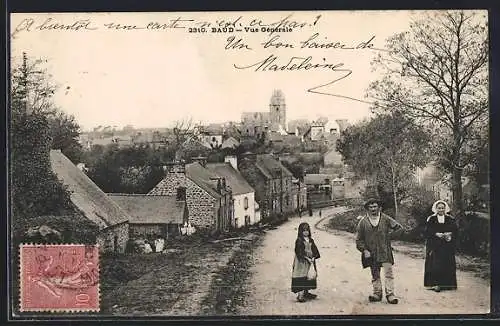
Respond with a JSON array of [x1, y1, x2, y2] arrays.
[[427, 200, 452, 222]]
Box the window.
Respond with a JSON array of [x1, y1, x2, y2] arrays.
[[244, 197, 249, 210]]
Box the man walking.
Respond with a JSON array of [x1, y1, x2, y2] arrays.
[[356, 198, 404, 304]]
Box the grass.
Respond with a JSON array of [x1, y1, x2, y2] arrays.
[[100, 237, 235, 314], [199, 235, 263, 315]]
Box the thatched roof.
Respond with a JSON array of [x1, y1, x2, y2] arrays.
[[50, 150, 130, 229]]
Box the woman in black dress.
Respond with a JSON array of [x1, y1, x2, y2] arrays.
[[424, 200, 458, 292]]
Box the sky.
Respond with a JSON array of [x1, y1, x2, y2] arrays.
[[9, 10, 475, 131]]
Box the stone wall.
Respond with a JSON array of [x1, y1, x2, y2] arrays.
[[148, 168, 231, 231], [291, 183, 307, 211], [187, 182, 218, 229], [97, 222, 129, 253], [267, 176, 294, 215], [129, 224, 165, 238]]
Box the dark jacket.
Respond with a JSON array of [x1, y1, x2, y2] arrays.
[[356, 213, 404, 266], [294, 237, 320, 263]]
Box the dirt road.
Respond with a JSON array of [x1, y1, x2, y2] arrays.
[[240, 207, 490, 315]]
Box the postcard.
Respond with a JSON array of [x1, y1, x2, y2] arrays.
[[9, 10, 490, 318]]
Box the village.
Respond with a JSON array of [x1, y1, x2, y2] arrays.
[[10, 10, 490, 317], [50, 90, 356, 254], [38, 89, 489, 315]]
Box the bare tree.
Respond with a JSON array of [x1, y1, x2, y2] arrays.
[[368, 10, 488, 218], [171, 117, 196, 160]]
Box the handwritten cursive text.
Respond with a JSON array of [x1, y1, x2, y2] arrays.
[[12, 18, 98, 37]]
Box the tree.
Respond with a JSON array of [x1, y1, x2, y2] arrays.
[[11, 52, 57, 117], [83, 144, 168, 194], [49, 110, 84, 163], [337, 112, 431, 218], [281, 159, 305, 181], [12, 52, 85, 163], [172, 117, 195, 159], [368, 11, 488, 218], [11, 53, 73, 220]]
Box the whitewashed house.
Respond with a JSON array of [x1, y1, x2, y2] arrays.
[[206, 156, 258, 228]]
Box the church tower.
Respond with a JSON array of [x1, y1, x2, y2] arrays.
[[269, 89, 287, 130]]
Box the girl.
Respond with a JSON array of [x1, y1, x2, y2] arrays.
[[424, 200, 458, 292], [291, 222, 321, 302]]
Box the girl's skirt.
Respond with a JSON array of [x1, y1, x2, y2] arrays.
[[291, 256, 317, 293]]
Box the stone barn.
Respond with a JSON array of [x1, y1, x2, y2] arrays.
[[108, 194, 187, 239]]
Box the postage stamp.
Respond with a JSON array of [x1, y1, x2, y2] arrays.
[[19, 244, 99, 312]]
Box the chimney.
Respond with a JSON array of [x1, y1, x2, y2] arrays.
[[224, 155, 238, 171]]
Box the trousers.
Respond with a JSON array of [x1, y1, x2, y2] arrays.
[[370, 262, 394, 296]]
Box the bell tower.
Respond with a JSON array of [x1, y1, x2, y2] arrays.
[[269, 89, 286, 130]]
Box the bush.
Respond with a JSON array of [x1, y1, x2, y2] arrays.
[[456, 213, 489, 257], [12, 214, 99, 245], [11, 112, 73, 220], [328, 208, 364, 233]]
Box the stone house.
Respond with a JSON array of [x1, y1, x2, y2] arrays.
[[292, 179, 308, 212], [206, 156, 258, 228], [148, 160, 233, 232], [304, 173, 345, 206], [238, 153, 294, 221], [50, 150, 130, 253], [108, 194, 187, 239]]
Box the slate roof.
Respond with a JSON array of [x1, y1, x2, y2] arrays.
[[241, 112, 271, 124], [149, 162, 230, 199], [256, 154, 293, 179], [50, 150, 130, 229], [205, 163, 254, 195], [185, 162, 227, 198], [108, 194, 185, 224], [304, 174, 334, 185], [221, 136, 240, 149]]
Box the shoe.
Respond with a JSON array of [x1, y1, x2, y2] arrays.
[[386, 295, 399, 304], [368, 294, 382, 302], [297, 293, 306, 302], [305, 292, 318, 299], [433, 286, 441, 292]]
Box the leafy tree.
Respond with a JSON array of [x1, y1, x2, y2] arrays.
[[337, 112, 431, 217], [49, 110, 84, 163], [368, 11, 488, 218], [83, 144, 170, 193], [281, 159, 305, 181]]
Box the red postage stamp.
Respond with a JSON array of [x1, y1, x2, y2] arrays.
[[20, 244, 99, 312]]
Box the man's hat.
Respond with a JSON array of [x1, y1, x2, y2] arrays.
[[364, 198, 381, 209]]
